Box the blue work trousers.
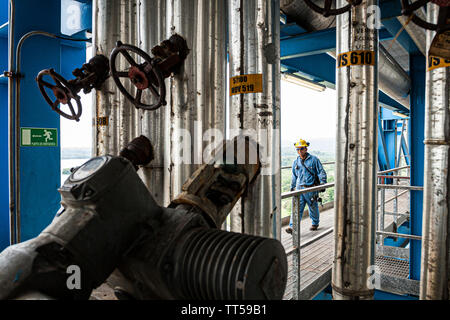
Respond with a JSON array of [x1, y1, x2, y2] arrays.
[[289, 187, 320, 227]]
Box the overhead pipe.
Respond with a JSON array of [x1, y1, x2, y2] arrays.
[[280, 0, 411, 109], [332, 0, 378, 300], [227, 0, 281, 239], [420, 2, 450, 301]]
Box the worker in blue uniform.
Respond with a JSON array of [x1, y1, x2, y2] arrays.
[[286, 139, 327, 233]]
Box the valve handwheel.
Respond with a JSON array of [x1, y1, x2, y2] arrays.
[[401, 0, 450, 32], [110, 41, 167, 111], [303, 0, 363, 17], [36, 68, 82, 121]]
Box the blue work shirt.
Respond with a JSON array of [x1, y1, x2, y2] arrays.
[[291, 153, 327, 190]]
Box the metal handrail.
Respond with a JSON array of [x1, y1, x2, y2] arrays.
[[377, 165, 410, 175], [377, 175, 410, 179], [377, 184, 423, 191], [281, 161, 335, 170], [281, 182, 335, 199], [376, 231, 422, 241], [283, 181, 335, 300]]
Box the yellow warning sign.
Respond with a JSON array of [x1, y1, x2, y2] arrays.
[[337, 50, 375, 68], [230, 74, 263, 96], [427, 56, 450, 71], [96, 116, 109, 126]]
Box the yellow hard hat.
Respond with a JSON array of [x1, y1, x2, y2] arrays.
[[294, 139, 310, 149]]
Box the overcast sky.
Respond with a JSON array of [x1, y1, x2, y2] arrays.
[[280, 80, 336, 144], [60, 79, 337, 151]]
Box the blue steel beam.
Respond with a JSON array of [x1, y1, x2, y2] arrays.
[[379, 0, 403, 20], [400, 135, 410, 166], [0, 0, 7, 250], [281, 53, 335, 86], [383, 119, 397, 176], [377, 116, 391, 172], [280, 22, 307, 37], [408, 54, 425, 281], [281, 28, 394, 59]]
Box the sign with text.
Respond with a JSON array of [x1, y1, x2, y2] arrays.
[[230, 74, 263, 96], [96, 116, 109, 126], [427, 56, 450, 71], [21, 128, 58, 147], [337, 50, 375, 68]]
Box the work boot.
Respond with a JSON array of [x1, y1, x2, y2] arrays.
[[310, 225, 319, 231], [285, 227, 293, 234]]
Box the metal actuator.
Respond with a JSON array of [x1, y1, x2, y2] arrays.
[[0, 136, 287, 300]]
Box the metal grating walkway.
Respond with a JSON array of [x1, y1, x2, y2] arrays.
[[375, 255, 410, 278]]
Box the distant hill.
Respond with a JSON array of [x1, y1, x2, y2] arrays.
[[281, 138, 335, 154], [61, 148, 91, 160]]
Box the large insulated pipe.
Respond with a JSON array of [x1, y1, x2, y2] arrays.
[[137, 0, 167, 205], [280, 0, 411, 109], [419, 2, 450, 301], [118, 0, 140, 149], [93, 0, 138, 156], [228, 0, 281, 239], [162, 0, 227, 206], [332, 0, 378, 300]]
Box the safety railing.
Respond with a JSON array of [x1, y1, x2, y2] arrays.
[[281, 182, 335, 300], [280, 164, 413, 300], [280, 161, 336, 171], [376, 165, 414, 244], [376, 182, 423, 245]]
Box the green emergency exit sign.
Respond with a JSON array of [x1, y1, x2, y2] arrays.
[[20, 128, 58, 147]]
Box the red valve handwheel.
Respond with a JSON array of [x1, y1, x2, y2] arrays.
[[110, 41, 166, 111], [36, 68, 82, 121]]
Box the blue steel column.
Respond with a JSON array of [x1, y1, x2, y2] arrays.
[[11, 0, 63, 243], [408, 54, 425, 281], [0, 0, 8, 250]]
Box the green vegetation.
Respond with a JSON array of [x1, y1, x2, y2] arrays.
[[281, 145, 335, 218]]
